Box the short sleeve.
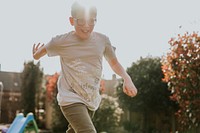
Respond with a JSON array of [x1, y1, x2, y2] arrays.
[[45, 33, 69, 57], [45, 37, 59, 57], [104, 36, 117, 62]]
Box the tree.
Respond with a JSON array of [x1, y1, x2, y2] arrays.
[[21, 61, 43, 116], [117, 57, 177, 133], [161, 32, 200, 131], [93, 94, 123, 133]]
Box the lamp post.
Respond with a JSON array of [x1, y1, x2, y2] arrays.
[[0, 81, 3, 122]]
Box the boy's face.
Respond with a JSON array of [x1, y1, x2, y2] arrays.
[[70, 6, 97, 40], [70, 16, 96, 40]]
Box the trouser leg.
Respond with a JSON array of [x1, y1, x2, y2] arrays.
[[60, 103, 96, 133]]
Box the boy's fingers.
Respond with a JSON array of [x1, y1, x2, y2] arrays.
[[132, 89, 137, 97], [36, 43, 40, 49], [131, 90, 136, 97], [124, 87, 132, 97], [123, 87, 128, 94], [125, 87, 137, 97], [128, 90, 134, 97], [32, 44, 36, 54], [123, 84, 137, 97], [32, 43, 44, 55]]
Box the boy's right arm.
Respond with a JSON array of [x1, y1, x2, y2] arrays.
[[32, 43, 47, 60]]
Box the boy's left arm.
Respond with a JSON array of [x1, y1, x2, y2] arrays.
[[108, 58, 137, 97]]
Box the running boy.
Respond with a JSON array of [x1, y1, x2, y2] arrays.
[[33, 1, 137, 133]]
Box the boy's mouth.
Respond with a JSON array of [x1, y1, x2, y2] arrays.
[[81, 29, 89, 33]]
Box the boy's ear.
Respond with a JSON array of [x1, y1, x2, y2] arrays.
[[69, 17, 74, 26]]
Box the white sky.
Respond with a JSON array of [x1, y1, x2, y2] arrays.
[[0, 0, 200, 79]]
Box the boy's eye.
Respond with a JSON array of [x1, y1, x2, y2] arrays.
[[88, 18, 96, 25], [75, 18, 97, 26], [77, 19, 85, 25]]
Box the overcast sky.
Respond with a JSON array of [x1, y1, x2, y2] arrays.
[[0, 0, 200, 79]]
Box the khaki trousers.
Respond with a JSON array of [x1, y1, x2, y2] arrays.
[[60, 103, 96, 133]]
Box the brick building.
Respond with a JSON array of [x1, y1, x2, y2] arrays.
[[0, 71, 22, 123]]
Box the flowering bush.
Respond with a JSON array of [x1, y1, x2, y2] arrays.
[[46, 73, 59, 101], [93, 94, 123, 133], [161, 32, 200, 131]]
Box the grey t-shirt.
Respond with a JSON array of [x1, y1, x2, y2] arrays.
[[45, 31, 116, 111]]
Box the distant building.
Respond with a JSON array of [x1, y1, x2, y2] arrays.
[[0, 71, 47, 126], [100, 74, 122, 97], [0, 71, 22, 123]]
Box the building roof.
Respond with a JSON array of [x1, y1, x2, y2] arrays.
[[0, 71, 22, 92]]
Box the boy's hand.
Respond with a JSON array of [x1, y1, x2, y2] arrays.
[[123, 78, 137, 97], [32, 43, 46, 60], [32, 43, 44, 55]]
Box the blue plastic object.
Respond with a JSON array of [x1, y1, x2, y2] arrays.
[[6, 113, 38, 133]]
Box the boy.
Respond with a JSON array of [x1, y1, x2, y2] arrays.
[[33, 1, 137, 133]]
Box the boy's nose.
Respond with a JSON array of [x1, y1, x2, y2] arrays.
[[83, 21, 90, 27]]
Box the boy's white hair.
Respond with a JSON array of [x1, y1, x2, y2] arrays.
[[71, 0, 97, 18]]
